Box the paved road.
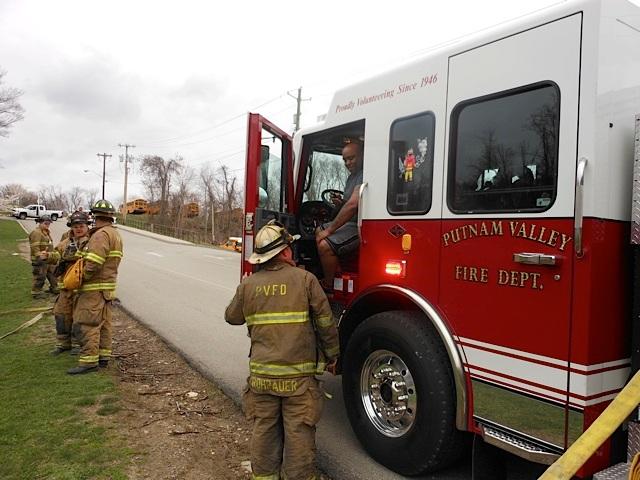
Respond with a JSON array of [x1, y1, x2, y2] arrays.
[[18, 218, 543, 480]]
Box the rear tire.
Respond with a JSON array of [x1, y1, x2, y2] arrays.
[[342, 310, 465, 475], [19, 212, 27, 220]]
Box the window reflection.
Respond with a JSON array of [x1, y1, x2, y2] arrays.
[[449, 83, 560, 213]]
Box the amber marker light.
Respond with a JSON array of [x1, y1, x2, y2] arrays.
[[385, 260, 407, 277], [401, 233, 412, 254]]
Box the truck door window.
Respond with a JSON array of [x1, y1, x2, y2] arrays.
[[260, 133, 285, 211], [448, 82, 560, 213], [387, 112, 436, 214]]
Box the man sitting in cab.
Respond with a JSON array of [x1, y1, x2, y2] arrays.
[[315, 140, 363, 291]]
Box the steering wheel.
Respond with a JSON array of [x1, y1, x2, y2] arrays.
[[321, 189, 344, 209]]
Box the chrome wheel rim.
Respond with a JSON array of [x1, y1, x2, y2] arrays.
[[360, 349, 417, 437]]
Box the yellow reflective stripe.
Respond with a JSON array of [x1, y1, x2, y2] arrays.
[[79, 282, 117, 292], [98, 349, 112, 357], [79, 355, 99, 364], [252, 473, 280, 480], [107, 250, 123, 258], [315, 315, 333, 328], [57, 282, 65, 289], [250, 361, 325, 377], [246, 311, 309, 326], [84, 252, 106, 264]]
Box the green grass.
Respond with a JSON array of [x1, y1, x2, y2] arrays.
[[0, 219, 130, 480]]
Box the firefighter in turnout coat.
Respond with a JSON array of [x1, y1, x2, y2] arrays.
[[225, 220, 339, 480], [29, 215, 60, 298], [68, 200, 123, 375], [51, 211, 90, 355]]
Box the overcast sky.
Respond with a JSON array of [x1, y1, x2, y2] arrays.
[[1, 0, 627, 205]]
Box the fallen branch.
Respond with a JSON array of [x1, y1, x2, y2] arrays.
[[141, 416, 168, 427], [169, 429, 200, 435], [137, 390, 171, 396]]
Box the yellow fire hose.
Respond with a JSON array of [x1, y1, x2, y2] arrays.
[[539, 369, 640, 479], [0, 308, 52, 341], [0, 306, 53, 316]]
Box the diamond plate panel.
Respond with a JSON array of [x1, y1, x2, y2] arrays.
[[593, 462, 629, 480], [631, 115, 640, 244], [628, 421, 640, 462]]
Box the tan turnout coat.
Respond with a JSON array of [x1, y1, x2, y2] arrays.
[[225, 261, 339, 396]]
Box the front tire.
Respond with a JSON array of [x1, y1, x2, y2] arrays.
[[19, 212, 27, 220], [51, 214, 58, 221], [342, 310, 465, 475]]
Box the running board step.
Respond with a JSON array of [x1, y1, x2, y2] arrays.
[[480, 424, 560, 465]]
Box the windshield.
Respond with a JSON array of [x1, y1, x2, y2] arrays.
[[303, 151, 349, 202]]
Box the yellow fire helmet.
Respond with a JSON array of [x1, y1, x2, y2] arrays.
[[249, 220, 300, 265]]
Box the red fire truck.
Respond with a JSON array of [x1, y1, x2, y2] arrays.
[[241, 0, 640, 477]]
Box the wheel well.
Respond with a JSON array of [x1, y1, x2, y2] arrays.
[[338, 285, 468, 431], [339, 289, 420, 354]]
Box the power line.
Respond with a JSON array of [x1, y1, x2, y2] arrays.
[[134, 93, 286, 146]]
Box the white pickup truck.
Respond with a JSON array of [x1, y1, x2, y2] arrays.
[[12, 204, 64, 221]]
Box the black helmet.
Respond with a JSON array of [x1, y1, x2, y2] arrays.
[[90, 199, 116, 218], [35, 215, 52, 223], [68, 210, 90, 226]]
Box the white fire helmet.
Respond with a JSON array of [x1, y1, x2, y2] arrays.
[[249, 220, 300, 265]]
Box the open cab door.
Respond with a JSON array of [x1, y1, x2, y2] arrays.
[[242, 113, 295, 277]]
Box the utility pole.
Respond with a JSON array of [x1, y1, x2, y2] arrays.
[[287, 86, 311, 132], [118, 143, 135, 223], [96, 153, 112, 199]]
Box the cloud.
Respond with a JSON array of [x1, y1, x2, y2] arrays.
[[38, 52, 142, 123]]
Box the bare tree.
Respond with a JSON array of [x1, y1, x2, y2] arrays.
[[85, 188, 99, 208], [171, 166, 196, 232], [67, 186, 85, 212], [139, 155, 182, 221], [216, 165, 242, 239], [0, 183, 37, 205], [200, 165, 220, 243], [38, 185, 67, 210], [0, 70, 25, 137]]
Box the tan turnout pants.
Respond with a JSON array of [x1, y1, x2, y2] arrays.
[[72, 291, 113, 366], [53, 289, 77, 349], [242, 378, 324, 480], [31, 263, 57, 294]]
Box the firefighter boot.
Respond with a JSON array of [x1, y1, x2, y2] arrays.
[[70, 346, 81, 356], [50, 346, 71, 356], [67, 365, 98, 375], [98, 359, 109, 368]]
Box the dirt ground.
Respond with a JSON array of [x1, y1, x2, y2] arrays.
[[101, 307, 332, 480], [103, 306, 253, 480]]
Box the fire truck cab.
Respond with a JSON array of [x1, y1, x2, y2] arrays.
[[242, 0, 640, 476]]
